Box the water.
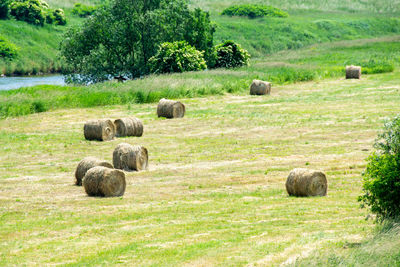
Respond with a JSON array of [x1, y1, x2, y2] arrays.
[[0, 75, 65, 91]]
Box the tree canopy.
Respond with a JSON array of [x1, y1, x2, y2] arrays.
[[61, 0, 215, 84]]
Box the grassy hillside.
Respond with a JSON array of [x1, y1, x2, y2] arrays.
[[1, 63, 400, 265], [1, 0, 400, 75], [1, 36, 398, 117]]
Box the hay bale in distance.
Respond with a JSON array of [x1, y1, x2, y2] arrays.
[[113, 143, 148, 171], [285, 168, 327, 197], [157, 98, 185, 119], [346, 65, 361, 79], [84, 119, 116, 141], [75, 157, 113, 186], [114, 118, 144, 137], [83, 166, 126, 197], [250, 80, 271, 95]]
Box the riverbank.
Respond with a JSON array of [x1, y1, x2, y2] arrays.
[[1, 36, 398, 118]]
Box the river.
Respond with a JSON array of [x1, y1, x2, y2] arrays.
[[0, 75, 65, 91]]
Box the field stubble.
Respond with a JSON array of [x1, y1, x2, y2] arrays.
[[1, 71, 400, 265]]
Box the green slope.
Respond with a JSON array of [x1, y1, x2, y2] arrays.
[[1, 0, 400, 75]]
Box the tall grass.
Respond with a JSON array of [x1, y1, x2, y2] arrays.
[[293, 220, 400, 266], [1, 37, 398, 118], [1, 0, 400, 75]]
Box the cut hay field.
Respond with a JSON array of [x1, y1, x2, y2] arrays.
[[1, 69, 400, 265]]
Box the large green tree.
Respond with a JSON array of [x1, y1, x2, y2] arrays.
[[61, 0, 215, 84]]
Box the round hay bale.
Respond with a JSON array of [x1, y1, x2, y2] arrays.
[[84, 119, 116, 141], [114, 118, 144, 137], [157, 98, 185, 119], [83, 166, 126, 197], [250, 80, 271, 95], [285, 168, 327, 197], [75, 157, 113, 186], [113, 143, 148, 171], [346, 65, 361, 79]]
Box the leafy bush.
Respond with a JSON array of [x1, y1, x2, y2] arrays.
[[359, 115, 400, 221], [149, 41, 207, 74], [0, 0, 11, 19], [221, 4, 288, 18], [72, 3, 97, 17], [0, 35, 18, 59], [213, 40, 250, 69], [10, 0, 49, 26], [52, 8, 66, 25]]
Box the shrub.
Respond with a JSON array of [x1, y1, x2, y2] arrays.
[[148, 41, 207, 74], [10, 0, 49, 26], [213, 40, 250, 69], [221, 4, 288, 18], [0, 35, 18, 59], [52, 8, 66, 25], [72, 3, 97, 17], [359, 115, 400, 221], [0, 0, 11, 19]]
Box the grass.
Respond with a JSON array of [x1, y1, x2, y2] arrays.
[[293, 220, 400, 266], [2, 0, 400, 75], [1, 67, 400, 265], [1, 36, 399, 118]]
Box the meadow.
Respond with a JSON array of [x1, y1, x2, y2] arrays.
[[1, 36, 399, 118], [1, 0, 400, 265], [1, 65, 400, 265], [2, 0, 400, 74]]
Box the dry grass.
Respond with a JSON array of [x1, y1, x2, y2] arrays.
[[1, 71, 400, 265]]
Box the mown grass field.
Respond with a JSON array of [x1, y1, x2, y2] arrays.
[[1, 63, 400, 265]]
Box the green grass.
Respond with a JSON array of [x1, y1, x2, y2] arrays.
[[1, 67, 400, 265], [293, 220, 400, 266], [1, 0, 400, 75], [1, 36, 398, 118]]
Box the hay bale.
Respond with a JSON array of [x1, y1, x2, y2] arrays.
[[113, 143, 148, 171], [114, 118, 144, 137], [75, 157, 113, 186], [346, 65, 361, 79], [83, 166, 126, 197], [84, 119, 116, 141], [157, 98, 185, 119], [285, 168, 327, 197], [250, 80, 271, 95]]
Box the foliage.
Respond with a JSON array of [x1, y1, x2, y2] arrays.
[[149, 41, 206, 74], [60, 0, 214, 84], [0, 35, 18, 59], [72, 3, 97, 17], [9, 0, 50, 26], [52, 8, 66, 25], [221, 4, 288, 18], [0, 0, 11, 19], [9, 0, 65, 26], [359, 115, 400, 221], [213, 40, 250, 68]]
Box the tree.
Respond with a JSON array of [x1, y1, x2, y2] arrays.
[[60, 0, 215, 84]]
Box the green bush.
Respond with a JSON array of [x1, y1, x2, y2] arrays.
[[52, 8, 66, 25], [213, 40, 250, 69], [221, 4, 288, 18], [72, 3, 97, 17], [10, 0, 49, 26], [0, 0, 11, 19], [0, 35, 18, 59], [359, 115, 400, 221], [148, 41, 207, 74]]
